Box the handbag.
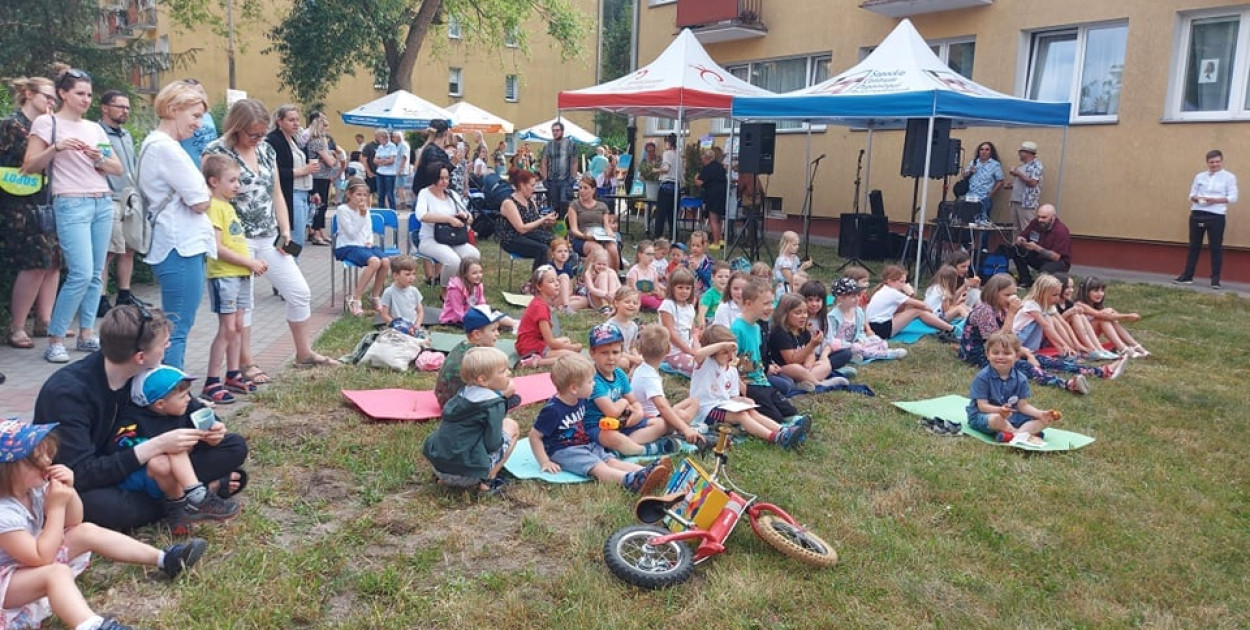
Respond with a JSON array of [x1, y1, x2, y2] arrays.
[[433, 192, 469, 245], [31, 117, 57, 234], [952, 174, 971, 197]]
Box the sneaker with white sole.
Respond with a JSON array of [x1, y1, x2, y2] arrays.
[[887, 348, 908, 359], [820, 376, 849, 389], [44, 343, 69, 363], [1109, 357, 1128, 380], [1067, 375, 1090, 396], [75, 336, 100, 352]]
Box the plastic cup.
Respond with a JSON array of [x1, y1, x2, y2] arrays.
[[191, 407, 217, 431]]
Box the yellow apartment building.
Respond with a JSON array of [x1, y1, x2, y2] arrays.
[[638, 0, 1250, 281], [105, 0, 599, 153]]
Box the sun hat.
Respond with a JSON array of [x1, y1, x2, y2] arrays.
[[1020, 141, 1038, 154], [131, 366, 197, 407], [464, 304, 506, 333], [588, 323, 625, 349], [833, 277, 865, 296], [0, 419, 58, 463]]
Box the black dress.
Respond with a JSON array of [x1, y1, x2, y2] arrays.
[[0, 110, 58, 271]]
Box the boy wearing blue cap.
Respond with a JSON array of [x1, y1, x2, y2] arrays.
[[115, 366, 240, 535], [434, 304, 515, 409], [0, 420, 207, 630], [584, 324, 680, 458]]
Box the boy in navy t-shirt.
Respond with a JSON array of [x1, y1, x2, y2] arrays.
[[528, 355, 672, 493]]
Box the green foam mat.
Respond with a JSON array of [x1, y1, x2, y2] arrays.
[[893, 394, 1095, 452]]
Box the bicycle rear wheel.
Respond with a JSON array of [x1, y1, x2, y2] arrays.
[[753, 514, 839, 568], [604, 525, 694, 589]]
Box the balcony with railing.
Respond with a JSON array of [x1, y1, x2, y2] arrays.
[[859, 0, 992, 18], [676, 0, 766, 44]]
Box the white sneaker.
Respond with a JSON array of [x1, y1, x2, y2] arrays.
[[44, 343, 69, 363], [820, 376, 849, 389], [1109, 357, 1129, 380], [887, 348, 908, 359]]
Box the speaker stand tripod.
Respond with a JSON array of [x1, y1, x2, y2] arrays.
[[800, 154, 825, 269], [837, 149, 872, 273], [899, 176, 936, 277], [728, 209, 770, 263]]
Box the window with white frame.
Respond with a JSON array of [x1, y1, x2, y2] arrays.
[[1024, 22, 1128, 122], [860, 39, 976, 79], [646, 116, 677, 135], [1168, 9, 1250, 120], [505, 74, 519, 102], [449, 67, 463, 97], [448, 16, 462, 39], [710, 54, 831, 134], [505, 133, 517, 154]]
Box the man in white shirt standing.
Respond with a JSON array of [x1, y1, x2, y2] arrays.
[[373, 128, 399, 210], [1175, 149, 1237, 290]]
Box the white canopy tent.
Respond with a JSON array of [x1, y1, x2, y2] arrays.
[[732, 19, 1070, 284], [446, 101, 514, 134], [340, 90, 455, 131], [558, 28, 774, 241], [517, 118, 600, 145]]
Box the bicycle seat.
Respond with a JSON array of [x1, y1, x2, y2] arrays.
[[634, 492, 685, 524]]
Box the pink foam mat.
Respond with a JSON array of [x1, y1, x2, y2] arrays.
[[342, 372, 556, 422]]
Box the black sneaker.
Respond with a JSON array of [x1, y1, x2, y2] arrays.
[[168, 494, 240, 535], [936, 330, 958, 343], [1173, 276, 1194, 285], [1212, 282, 1222, 291], [161, 538, 208, 579], [97, 296, 112, 319]]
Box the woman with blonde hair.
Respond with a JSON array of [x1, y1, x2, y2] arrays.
[[24, 67, 123, 363], [2, 74, 60, 354], [136, 80, 216, 369], [205, 98, 339, 369], [306, 111, 338, 245]]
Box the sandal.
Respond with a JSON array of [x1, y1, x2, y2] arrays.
[[223, 375, 257, 394], [213, 469, 249, 499], [241, 365, 271, 384], [346, 298, 363, 316], [295, 353, 341, 368], [8, 330, 34, 349], [201, 383, 237, 405]]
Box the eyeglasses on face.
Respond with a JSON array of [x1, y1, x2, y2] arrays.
[[105, 103, 131, 111]]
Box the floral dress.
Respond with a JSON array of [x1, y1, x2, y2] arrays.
[[0, 111, 58, 270], [203, 139, 279, 238]]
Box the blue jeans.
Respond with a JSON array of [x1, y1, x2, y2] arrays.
[[49, 196, 113, 338], [153, 251, 206, 370], [291, 190, 311, 249], [376, 174, 396, 210]]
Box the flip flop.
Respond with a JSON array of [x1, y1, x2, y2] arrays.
[[295, 353, 341, 368], [214, 469, 249, 499], [8, 330, 34, 349], [241, 365, 271, 384]]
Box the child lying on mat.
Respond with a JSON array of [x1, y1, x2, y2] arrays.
[[966, 331, 1061, 448], [435, 305, 520, 409], [528, 355, 673, 494], [423, 347, 520, 493]]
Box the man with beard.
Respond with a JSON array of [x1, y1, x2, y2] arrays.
[[1012, 204, 1070, 288]]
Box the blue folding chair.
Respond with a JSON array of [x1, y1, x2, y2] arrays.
[[369, 208, 402, 258], [328, 215, 360, 310], [678, 196, 704, 238], [406, 212, 442, 282]]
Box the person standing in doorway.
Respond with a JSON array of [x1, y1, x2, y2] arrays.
[[1175, 149, 1237, 290]]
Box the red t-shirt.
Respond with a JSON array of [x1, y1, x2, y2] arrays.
[[515, 298, 552, 356]]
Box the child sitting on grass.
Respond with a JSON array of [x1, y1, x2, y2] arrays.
[[774, 230, 813, 295], [828, 278, 906, 361], [529, 355, 673, 493], [697, 261, 731, 327], [440, 257, 519, 329], [1012, 274, 1101, 359], [583, 324, 679, 457], [651, 238, 671, 278], [376, 255, 425, 336], [607, 287, 644, 373], [767, 293, 851, 392], [966, 331, 1061, 448], [691, 326, 808, 448], [202, 154, 268, 404], [423, 347, 520, 493], [687, 230, 714, 291], [842, 265, 872, 308], [866, 264, 956, 341], [733, 279, 807, 426], [923, 264, 973, 323], [547, 238, 588, 315], [657, 268, 701, 376], [0, 421, 209, 630], [712, 271, 750, 327], [625, 240, 665, 311], [665, 243, 689, 277], [435, 305, 515, 408], [118, 366, 242, 535], [515, 265, 584, 368], [583, 247, 620, 314], [632, 325, 702, 444], [1075, 275, 1150, 357], [334, 177, 392, 316], [1054, 273, 1117, 360]]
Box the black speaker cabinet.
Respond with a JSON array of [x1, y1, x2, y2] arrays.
[[739, 122, 776, 174], [838, 213, 890, 261], [869, 189, 885, 217], [901, 118, 959, 179]]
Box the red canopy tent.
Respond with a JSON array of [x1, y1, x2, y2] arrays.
[[558, 29, 774, 241]]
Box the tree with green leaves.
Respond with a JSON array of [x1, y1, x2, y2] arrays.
[[266, 0, 588, 106]]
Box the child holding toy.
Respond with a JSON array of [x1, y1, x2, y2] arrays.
[[583, 324, 679, 457], [966, 331, 1061, 448]]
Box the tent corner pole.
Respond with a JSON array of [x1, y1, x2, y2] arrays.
[[913, 115, 937, 288]]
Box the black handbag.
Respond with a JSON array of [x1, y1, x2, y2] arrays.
[[952, 174, 971, 198], [32, 117, 57, 234], [433, 222, 469, 246]]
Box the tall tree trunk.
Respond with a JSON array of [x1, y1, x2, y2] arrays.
[[391, 0, 443, 93]]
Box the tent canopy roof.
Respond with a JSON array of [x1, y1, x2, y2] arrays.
[[340, 90, 454, 131], [558, 29, 773, 120], [517, 118, 601, 145], [446, 101, 514, 134], [731, 19, 1069, 128]]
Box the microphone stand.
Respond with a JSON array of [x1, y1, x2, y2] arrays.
[[800, 153, 825, 266]]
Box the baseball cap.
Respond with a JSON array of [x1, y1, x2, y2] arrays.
[[833, 277, 865, 296], [131, 366, 197, 407], [0, 419, 58, 463], [464, 304, 506, 333], [588, 323, 625, 348]]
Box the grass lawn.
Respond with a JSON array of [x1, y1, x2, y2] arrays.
[[77, 235, 1250, 629]]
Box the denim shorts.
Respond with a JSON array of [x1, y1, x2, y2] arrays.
[[433, 433, 513, 488], [967, 411, 1029, 435], [550, 442, 616, 476], [335, 245, 387, 267], [209, 276, 253, 314]]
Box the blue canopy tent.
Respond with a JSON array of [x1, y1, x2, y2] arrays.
[[732, 19, 1070, 285]]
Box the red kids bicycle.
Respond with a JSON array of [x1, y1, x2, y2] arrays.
[[603, 425, 838, 588]]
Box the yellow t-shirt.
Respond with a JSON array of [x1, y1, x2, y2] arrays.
[[207, 198, 251, 279]]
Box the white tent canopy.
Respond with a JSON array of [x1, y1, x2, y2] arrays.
[[340, 90, 455, 131], [446, 101, 514, 134], [517, 118, 600, 145]]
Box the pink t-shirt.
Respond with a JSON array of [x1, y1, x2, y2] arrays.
[[29, 115, 110, 196]]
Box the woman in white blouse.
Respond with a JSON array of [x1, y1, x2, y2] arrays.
[[414, 163, 479, 286]]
